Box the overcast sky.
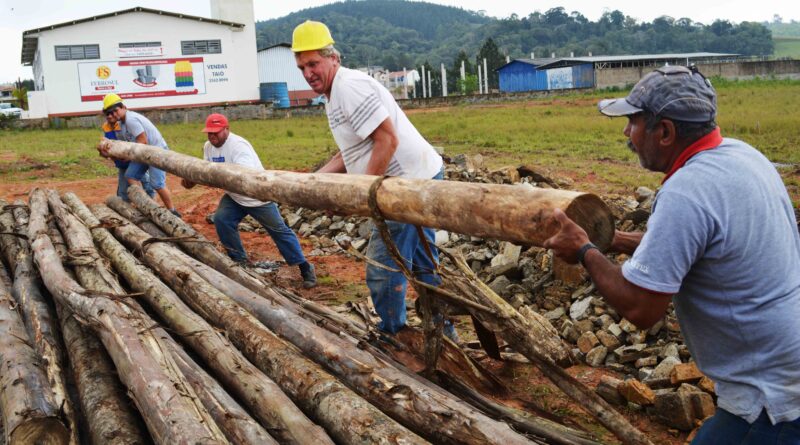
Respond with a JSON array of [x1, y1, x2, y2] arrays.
[[2, 0, 798, 83]]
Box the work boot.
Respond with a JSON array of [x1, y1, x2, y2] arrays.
[[299, 262, 317, 289]]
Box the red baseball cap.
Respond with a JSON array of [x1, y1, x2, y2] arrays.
[[202, 113, 229, 132]]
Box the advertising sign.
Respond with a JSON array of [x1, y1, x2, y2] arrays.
[[78, 57, 206, 102], [547, 67, 574, 90], [117, 46, 164, 58]]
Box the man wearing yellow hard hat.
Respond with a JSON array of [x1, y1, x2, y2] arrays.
[[293, 21, 456, 340], [99, 94, 180, 217], [100, 94, 156, 203]]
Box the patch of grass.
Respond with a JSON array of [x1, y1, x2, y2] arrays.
[[2, 80, 799, 203], [774, 37, 800, 58]]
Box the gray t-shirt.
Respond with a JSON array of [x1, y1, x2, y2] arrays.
[[119, 110, 168, 150], [622, 137, 800, 424]]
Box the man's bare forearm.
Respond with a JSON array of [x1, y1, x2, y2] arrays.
[[610, 230, 644, 255]]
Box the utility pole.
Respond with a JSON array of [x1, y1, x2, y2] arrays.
[[403, 67, 408, 99], [427, 70, 432, 98], [460, 60, 465, 94], [441, 63, 447, 97], [477, 65, 483, 95], [421, 65, 426, 99], [483, 58, 488, 94]]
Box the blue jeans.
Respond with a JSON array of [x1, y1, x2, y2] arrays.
[[117, 167, 155, 201], [125, 162, 167, 190], [214, 194, 306, 266], [692, 408, 800, 444], [366, 169, 443, 334]]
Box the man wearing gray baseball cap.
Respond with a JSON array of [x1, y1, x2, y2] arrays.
[[545, 66, 800, 443]]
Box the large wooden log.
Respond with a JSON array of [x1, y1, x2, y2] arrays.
[[122, 185, 368, 338], [63, 192, 332, 445], [100, 139, 615, 250], [160, 332, 277, 445], [92, 204, 428, 445], [0, 264, 70, 445], [102, 199, 535, 444], [11, 201, 152, 445], [28, 189, 228, 445], [0, 202, 79, 444]]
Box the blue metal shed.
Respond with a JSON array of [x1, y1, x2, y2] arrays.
[[497, 58, 595, 92]]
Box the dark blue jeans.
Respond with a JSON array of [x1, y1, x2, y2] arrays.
[[692, 408, 800, 444], [366, 169, 443, 334], [214, 194, 306, 266]]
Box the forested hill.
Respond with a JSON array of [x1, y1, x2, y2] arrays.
[[256, 0, 774, 70]]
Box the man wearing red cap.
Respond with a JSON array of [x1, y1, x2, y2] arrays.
[[182, 113, 316, 288]]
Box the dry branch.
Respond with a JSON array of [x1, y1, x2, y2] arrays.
[[92, 203, 427, 445], [63, 192, 331, 445], [29, 189, 228, 445], [100, 139, 615, 249]]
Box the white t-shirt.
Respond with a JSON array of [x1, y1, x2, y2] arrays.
[[325, 67, 442, 179], [203, 132, 267, 207]]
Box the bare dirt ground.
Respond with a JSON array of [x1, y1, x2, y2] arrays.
[[1, 174, 689, 445]]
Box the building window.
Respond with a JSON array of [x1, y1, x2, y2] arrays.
[[55, 44, 100, 61], [119, 41, 162, 48], [181, 40, 222, 55]]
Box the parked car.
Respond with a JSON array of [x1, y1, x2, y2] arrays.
[[0, 103, 22, 118]]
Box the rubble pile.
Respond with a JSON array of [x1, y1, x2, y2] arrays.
[[246, 154, 718, 432]]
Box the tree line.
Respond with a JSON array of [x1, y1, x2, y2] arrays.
[[257, 0, 775, 76]]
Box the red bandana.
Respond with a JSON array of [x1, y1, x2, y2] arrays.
[[662, 127, 723, 184]]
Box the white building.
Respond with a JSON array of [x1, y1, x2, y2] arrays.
[[256, 43, 316, 106], [20, 0, 259, 118]]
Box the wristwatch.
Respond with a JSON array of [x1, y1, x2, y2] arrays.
[[577, 242, 599, 267]]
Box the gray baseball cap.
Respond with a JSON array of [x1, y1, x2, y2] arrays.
[[598, 65, 717, 123]]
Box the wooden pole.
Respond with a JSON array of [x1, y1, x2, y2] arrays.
[[28, 189, 229, 445], [63, 192, 332, 445], [99, 139, 615, 250]]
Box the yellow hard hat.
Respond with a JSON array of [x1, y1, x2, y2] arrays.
[[102, 93, 123, 111], [291, 20, 335, 53]]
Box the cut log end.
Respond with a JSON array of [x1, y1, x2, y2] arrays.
[[9, 418, 70, 445], [565, 193, 616, 252]]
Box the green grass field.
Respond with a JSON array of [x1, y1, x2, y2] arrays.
[[1, 77, 798, 203], [774, 37, 800, 58]]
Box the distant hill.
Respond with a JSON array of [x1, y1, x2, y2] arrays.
[[257, 0, 774, 70]]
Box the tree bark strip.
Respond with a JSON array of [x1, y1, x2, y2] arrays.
[[121, 187, 538, 444], [11, 202, 152, 445], [159, 332, 278, 445], [28, 189, 228, 445], [92, 203, 429, 445], [100, 139, 615, 250], [440, 250, 653, 445], [0, 202, 80, 444], [63, 192, 332, 445], [0, 264, 70, 445]]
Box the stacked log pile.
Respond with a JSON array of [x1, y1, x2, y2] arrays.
[[0, 139, 659, 445], [0, 186, 625, 445]]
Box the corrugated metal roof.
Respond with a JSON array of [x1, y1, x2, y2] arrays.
[[536, 52, 739, 69], [21, 7, 245, 65], [496, 58, 560, 71], [258, 43, 291, 53]]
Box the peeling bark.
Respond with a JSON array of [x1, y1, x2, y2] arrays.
[[0, 201, 80, 445], [13, 200, 151, 445], [0, 264, 70, 445], [64, 192, 331, 445], [100, 139, 615, 249], [92, 203, 428, 445], [28, 189, 228, 445]]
